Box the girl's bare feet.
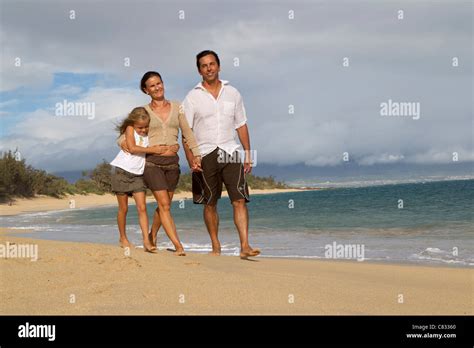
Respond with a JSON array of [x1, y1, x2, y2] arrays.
[[119, 239, 132, 248]]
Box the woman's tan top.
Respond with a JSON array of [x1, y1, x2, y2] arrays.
[[118, 100, 200, 157]]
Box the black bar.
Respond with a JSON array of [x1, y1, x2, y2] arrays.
[[1, 315, 472, 346]]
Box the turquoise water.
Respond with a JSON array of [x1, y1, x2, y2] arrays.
[[2, 179, 473, 266]]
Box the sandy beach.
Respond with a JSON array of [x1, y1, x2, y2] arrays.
[[1, 189, 472, 316], [0, 228, 472, 315], [0, 188, 303, 216]]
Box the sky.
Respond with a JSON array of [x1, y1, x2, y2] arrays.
[[0, 0, 472, 181]]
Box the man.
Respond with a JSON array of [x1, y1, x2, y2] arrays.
[[182, 50, 260, 259]]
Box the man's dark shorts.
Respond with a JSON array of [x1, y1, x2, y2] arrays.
[[192, 148, 250, 205]]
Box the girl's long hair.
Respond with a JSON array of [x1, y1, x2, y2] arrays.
[[116, 107, 150, 135]]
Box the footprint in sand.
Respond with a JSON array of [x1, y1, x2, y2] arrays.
[[184, 262, 200, 266], [116, 257, 142, 269]]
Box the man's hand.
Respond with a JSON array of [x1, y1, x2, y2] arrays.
[[236, 125, 252, 174], [192, 156, 203, 172], [244, 153, 252, 174], [188, 155, 203, 172]]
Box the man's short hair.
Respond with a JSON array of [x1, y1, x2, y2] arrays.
[[196, 50, 220, 69]]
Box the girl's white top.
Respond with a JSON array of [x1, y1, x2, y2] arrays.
[[110, 131, 149, 175]]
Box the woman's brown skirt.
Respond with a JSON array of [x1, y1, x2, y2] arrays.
[[143, 154, 180, 192]]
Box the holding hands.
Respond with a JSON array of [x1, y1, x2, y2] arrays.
[[190, 155, 203, 172]]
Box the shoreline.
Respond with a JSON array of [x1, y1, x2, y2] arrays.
[[0, 188, 307, 217], [0, 228, 471, 269], [0, 228, 472, 315]]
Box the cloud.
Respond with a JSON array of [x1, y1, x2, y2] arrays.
[[0, 87, 148, 171], [0, 0, 472, 172], [403, 149, 474, 165], [50, 84, 84, 96], [0, 99, 20, 108]]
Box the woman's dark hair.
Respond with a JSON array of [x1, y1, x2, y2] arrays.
[[196, 50, 220, 70], [140, 71, 162, 93]]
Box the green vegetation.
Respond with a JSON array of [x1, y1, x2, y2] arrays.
[[0, 150, 74, 203], [0, 150, 287, 203], [73, 161, 113, 195], [173, 172, 287, 193], [244, 173, 288, 190]]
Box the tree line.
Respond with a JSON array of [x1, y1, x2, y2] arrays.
[[0, 150, 287, 203]]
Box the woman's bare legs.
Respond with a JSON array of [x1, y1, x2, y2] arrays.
[[132, 191, 155, 252], [116, 194, 131, 248], [152, 190, 185, 255], [149, 191, 174, 247]]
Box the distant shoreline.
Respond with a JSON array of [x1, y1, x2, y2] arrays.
[[0, 188, 316, 217], [3, 177, 473, 216], [287, 176, 474, 189]]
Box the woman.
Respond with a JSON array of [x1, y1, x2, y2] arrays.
[[119, 71, 201, 255]]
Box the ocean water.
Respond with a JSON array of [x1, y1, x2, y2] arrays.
[[2, 179, 473, 267]]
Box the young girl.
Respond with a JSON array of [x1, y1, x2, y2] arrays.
[[111, 107, 166, 252]]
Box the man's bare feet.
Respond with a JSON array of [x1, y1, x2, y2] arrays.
[[208, 243, 221, 256], [240, 247, 261, 259]]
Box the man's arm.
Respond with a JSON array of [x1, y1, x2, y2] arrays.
[[236, 124, 252, 174]]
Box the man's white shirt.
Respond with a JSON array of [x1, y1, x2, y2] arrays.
[[183, 80, 247, 157]]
